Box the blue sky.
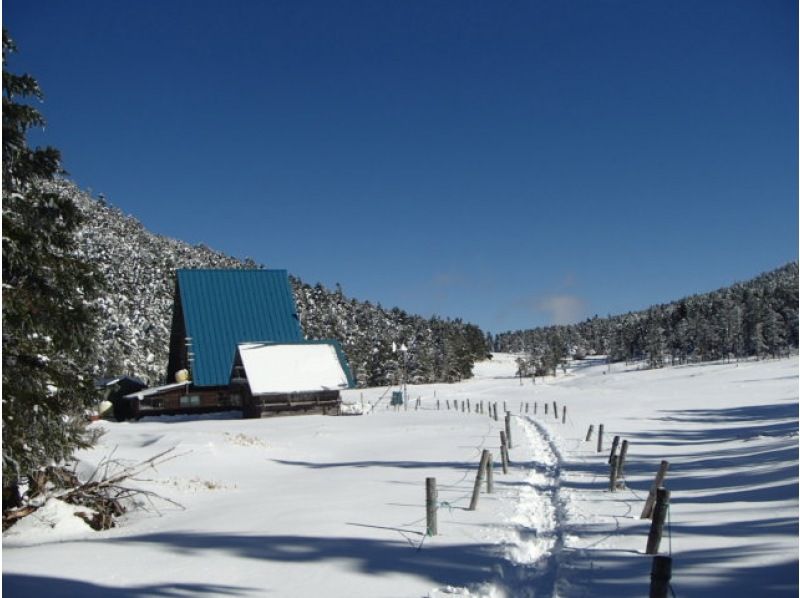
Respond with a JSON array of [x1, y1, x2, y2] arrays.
[[5, 0, 797, 333]]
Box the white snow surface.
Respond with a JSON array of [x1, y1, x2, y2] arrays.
[[3, 354, 798, 597], [238, 342, 350, 394]]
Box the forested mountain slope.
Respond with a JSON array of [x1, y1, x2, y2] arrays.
[[54, 181, 487, 387], [495, 263, 798, 374]]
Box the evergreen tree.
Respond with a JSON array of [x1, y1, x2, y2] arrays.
[[2, 31, 102, 498], [644, 309, 666, 367]]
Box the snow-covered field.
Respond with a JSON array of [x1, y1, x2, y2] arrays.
[[4, 354, 798, 596]]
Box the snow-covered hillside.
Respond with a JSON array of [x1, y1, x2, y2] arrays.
[[4, 354, 797, 596], [54, 181, 487, 387]]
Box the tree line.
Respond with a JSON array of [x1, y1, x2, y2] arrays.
[[495, 262, 798, 375]]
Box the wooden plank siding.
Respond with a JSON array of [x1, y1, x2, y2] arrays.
[[242, 390, 341, 418], [132, 386, 243, 419], [122, 385, 341, 420]]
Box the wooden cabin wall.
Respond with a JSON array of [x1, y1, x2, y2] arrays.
[[166, 285, 189, 385], [243, 390, 341, 418]]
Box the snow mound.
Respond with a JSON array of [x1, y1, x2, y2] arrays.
[[4, 499, 96, 545]]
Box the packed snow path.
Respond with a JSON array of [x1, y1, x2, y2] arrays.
[[4, 354, 798, 597]]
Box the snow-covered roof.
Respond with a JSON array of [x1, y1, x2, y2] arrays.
[[123, 381, 190, 400], [96, 375, 146, 388], [237, 342, 350, 395]]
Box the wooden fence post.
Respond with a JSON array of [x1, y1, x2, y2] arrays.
[[544, 403, 549, 415], [641, 461, 670, 519], [503, 401, 507, 412], [608, 455, 619, 491], [426, 477, 438, 536], [649, 555, 672, 598], [437, 399, 440, 410], [585, 424, 594, 441], [486, 452, 494, 493], [562, 405, 567, 424], [493, 403, 498, 422], [468, 450, 490, 510], [597, 424, 604, 453], [645, 488, 671, 554], [608, 435, 620, 464], [525, 402, 529, 414], [534, 402, 537, 415], [505, 412, 513, 449], [553, 401, 558, 419], [499, 431, 509, 473], [616, 440, 630, 482]]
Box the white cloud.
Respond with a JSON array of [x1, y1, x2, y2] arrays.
[[535, 294, 587, 325]]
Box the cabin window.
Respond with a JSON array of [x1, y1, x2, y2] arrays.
[[230, 394, 242, 406], [180, 395, 201, 408], [151, 398, 164, 409]]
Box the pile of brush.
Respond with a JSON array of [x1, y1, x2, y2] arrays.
[[2, 448, 183, 531]]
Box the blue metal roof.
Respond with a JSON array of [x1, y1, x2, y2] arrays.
[[177, 269, 303, 387]]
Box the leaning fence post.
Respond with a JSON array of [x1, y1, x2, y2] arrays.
[[597, 424, 604, 453], [645, 488, 671, 554], [426, 477, 438, 536], [468, 450, 490, 510], [505, 412, 513, 449], [641, 461, 670, 519], [608, 435, 620, 464], [585, 424, 594, 441], [649, 555, 672, 598]]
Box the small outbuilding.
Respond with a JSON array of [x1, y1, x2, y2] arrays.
[[95, 376, 147, 420]]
